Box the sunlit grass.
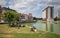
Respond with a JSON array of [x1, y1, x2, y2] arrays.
[[0, 24, 60, 38]]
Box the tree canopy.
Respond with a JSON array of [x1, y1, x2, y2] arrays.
[[54, 16, 60, 21], [3, 10, 19, 22]]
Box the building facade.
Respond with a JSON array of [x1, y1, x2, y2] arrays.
[[28, 13, 33, 21], [19, 13, 33, 22], [42, 6, 54, 21], [58, 12, 60, 18], [0, 6, 3, 22], [20, 13, 28, 21]]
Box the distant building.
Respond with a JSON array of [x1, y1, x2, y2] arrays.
[[42, 6, 54, 21], [19, 13, 33, 22], [0, 5, 3, 22], [28, 13, 33, 21], [58, 12, 60, 18], [20, 13, 28, 21]]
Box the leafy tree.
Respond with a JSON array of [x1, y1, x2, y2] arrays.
[[3, 10, 19, 26], [54, 16, 57, 21], [33, 17, 37, 20], [54, 16, 60, 21]]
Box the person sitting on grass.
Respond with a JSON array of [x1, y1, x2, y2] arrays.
[[30, 26, 37, 32], [33, 26, 37, 32]]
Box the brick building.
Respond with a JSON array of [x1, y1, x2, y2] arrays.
[[28, 13, 33, 21]]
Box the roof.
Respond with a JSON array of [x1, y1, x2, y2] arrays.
[[42, 6, 54, 11]]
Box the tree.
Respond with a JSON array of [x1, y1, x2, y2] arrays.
[[54, 16, 60, 21], [54, 16, 58, 21], [3, 10, 19, 26], [33, 17, 36, 20]]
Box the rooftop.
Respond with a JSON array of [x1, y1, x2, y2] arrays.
[[42, 6, 54, 11]]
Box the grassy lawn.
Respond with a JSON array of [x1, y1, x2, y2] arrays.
[[0, 24, 60, 38]]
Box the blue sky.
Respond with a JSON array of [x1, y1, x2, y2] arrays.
[[0, 0, 60, 18]]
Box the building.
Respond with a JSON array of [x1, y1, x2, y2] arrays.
[[58, 12, 60, 18], [19, 13, 33, 22], [0, 6, 2, 22], [28, 13, 33, 21], [20, 13, 28, 21], [0, 6, 3, 22], [42, 6, 54, 21]]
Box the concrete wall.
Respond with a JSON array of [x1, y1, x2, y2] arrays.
[[42, 10, 46, 21], [47, 8, 51, 21], [42, 7, 54, 21], [58, 12, 60, 18]]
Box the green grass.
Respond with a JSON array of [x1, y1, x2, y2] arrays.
[[13, 33, 60, 38], [0, 24, 60, 38]]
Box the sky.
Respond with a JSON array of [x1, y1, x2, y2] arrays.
[[0, 0, 60, 18]]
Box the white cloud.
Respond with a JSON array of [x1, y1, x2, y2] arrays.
[[5, 0, 60, 18], [9, 0, 52, 14], [51, 0, 60, 2], [9, 0, 37, 13], [10, 3, 27, 9], [0, 0, 7, 5]]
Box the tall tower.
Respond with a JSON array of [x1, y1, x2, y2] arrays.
[[58, 12, 60, 18], [42, 6, 54, 21], [47, 6, 54, 21]]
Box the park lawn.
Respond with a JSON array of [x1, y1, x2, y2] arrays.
[[0, 24, 60, 38]]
